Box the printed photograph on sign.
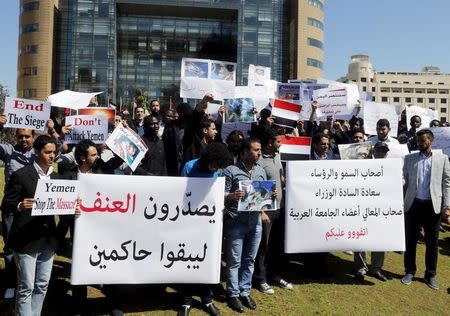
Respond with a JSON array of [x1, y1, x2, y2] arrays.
[[238, 180, 277, 212], [210, 62, 235, 81], [338, 142, 372, 160], [78, 107, 115, 133], [224, 98, 256, 123], [183, 60, 209, 78], [277, 83, 301, 101]]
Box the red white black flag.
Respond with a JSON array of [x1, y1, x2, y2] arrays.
[[280, 135, 311, 161]]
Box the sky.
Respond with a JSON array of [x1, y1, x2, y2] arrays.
[[1, 1, 450, 97]]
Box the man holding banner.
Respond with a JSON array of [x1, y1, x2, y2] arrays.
[[402, 129, 450, 290], [1, 135, 59, 315]]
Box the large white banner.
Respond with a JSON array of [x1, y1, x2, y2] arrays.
[[363, 101, 400, 137], [71, 174, 224, 284], [47, 90, 103, 110], [180, 58, 236, 100], [4, 97, 51, 131], [285, 159, 405, 253]]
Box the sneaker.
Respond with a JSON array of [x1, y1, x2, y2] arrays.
[[259, 282, 274, 294], [401, 273, 414, 285], [273, 276, 293, 290], [424, 275, 439, 290]]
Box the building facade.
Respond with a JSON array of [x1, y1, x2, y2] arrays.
[[343, 54, 450, 123], [17, 0, 325, 105]]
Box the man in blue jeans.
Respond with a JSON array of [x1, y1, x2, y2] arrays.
[[223, 137, 275, 313], [1, 135, 59, 315]]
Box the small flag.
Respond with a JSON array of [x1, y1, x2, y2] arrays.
[[280, 135, 311, 161], [271, 99, 302, 128]]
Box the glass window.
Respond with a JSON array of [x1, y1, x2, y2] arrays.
[[361, 77, 367, 82], [23, 67, 38, 76], [405, 97, 411, 103], [362, 87, 366, 92], [307, 58, 323, 69], [372, 87, 375, 92], [21, 45, 38, 55], [307, 17, 323, 30], [441, 98, 447, 104], [78, 68, 92, 82], [22, 89, 37, 98], [21, 1, 39, 13], [441, 107, 447, 113], [98, 3, 109, 17], [381, 97, 388, 102], [21, 23, 39, 33], [417, 98, 423, 103], [393, 97, 399, 102], [307, 37, 323, 49], [429, 98, 435, 103], [308, 0, 324, 10]]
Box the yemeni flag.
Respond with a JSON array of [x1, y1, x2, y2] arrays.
[[271, 99, 302, 128], [280, 135, 311, 161]]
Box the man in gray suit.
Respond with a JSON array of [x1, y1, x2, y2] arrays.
[[401, 129, 450, 290]]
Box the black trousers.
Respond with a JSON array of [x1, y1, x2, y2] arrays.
[[253, 210, 287, 285], [404, 199, 441, 277]]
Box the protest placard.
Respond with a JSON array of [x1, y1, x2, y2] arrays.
[[65, 115, 108, 144], [31, 179, 79, 216], [224, 98, 256, 123], [47, 90, 103, 110], [221, 122, 252, 140], [363, 101, 400, 137], [277, 83, 301, 101], [105, 123, 148, 171], [430, 127, 450, 157], [206, 102, 223, 121], [237, 180, 277, 212], [71, 174, 224, 284], [406, 105, 439, 129], [78, 107, 115, 133], [180, 58, 236, 100], [285, 159, 405, 252], [4, 97, 51, 131], [248, 64, 271, 87], [234, 86, 270, 113], [312, 86, 356, 117], [338, 142, 372, 160]]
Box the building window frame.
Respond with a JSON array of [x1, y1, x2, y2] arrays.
[[306, 58, 323, 69]]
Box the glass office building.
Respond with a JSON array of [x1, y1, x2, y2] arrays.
[[19, 0, 325, 104]]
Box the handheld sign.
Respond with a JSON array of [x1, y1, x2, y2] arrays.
[[4, 97, 51, 131], [31, 179, 80, 216], [65, 115, 108, 144]]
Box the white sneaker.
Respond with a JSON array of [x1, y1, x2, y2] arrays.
[[259, 282, 274, 294], [4, 288, 15, 300], [273, 277, 293, 290]]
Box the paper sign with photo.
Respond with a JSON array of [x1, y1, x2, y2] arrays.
[[248, 64, 271, 86], [224, 98, 256, 123], [338, 142, 372, 160], [238, 180, 277, 212], [105, 123, 148, 171]]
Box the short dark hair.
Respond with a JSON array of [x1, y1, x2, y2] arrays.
[[349, 116, 364, 128], [416, 129, 434, 140], [198, 118, 214, 135], [226, 130, 244, 144], [135, 105, 146, 112], [312, 132, 330, 145], [16, 128, 35, 136], [256, 125, 279, 147], [376, 118, 390, 128], [352, 128, 365, 136], [199, 142, 232, 170], [33, 135, 56, 151], [240, 137, 260, 154], [75, 139, 96, 166], [429, 119, 441, 127], [144, 114, 160, 128], [410, 115, 421, 123]]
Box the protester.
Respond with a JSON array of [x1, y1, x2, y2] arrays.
[[401, 129, 450, 290], [368, 118, 399, 146]]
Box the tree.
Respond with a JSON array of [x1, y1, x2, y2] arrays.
[[134, 88, 149, 109]]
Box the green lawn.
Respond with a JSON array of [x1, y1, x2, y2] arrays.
[[0, 167, 449, 315]]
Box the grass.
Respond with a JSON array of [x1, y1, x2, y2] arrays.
[[0, 167, 449, 315]]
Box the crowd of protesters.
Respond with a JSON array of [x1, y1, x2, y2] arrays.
[[0, 93, 449, 316]]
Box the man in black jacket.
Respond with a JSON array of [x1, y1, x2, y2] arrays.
[[1, 135, 59, 316]]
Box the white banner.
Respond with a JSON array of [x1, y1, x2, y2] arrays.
[[430, 127, 450, 157], [406, 105, 439, 129], [4, 97, 51, 131], [180, 58, 236, 100], [31, 180, 79, 216], [105, 123, 148, 171], [71, 174, 224, 284], [65, 115, 108, 144], [312, 87, 355, 117], [285, 159, 405, 253], [363, 101, 400, 137], [47, 90, 103, 110]]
